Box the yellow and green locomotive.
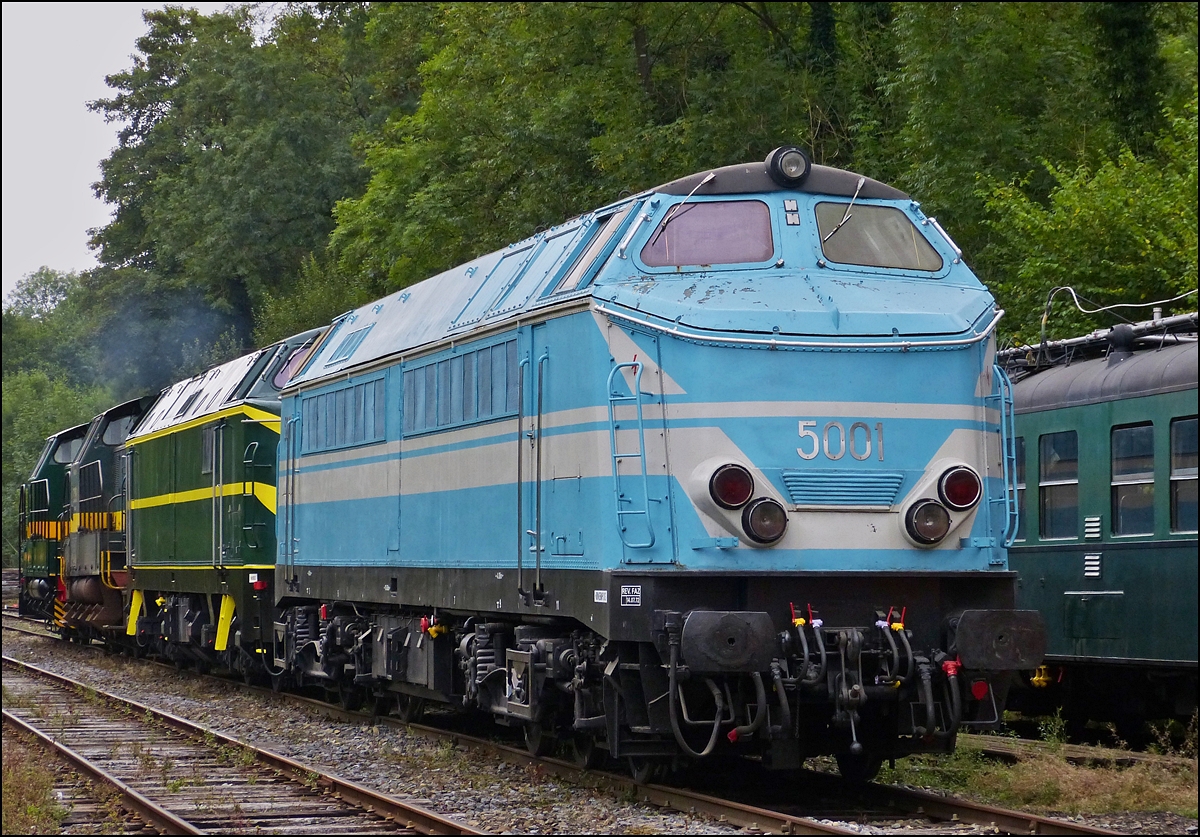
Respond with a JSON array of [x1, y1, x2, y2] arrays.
[[122, 328, 323, 676]]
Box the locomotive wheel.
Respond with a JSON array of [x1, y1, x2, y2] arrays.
[[398, 694, 425, 723], [270, 672, 288, 693], [835, 751, 883, 784], [339, 683, 365, 712], [570, 733, 603, 769], [523, 721, 554, 757], [627, 757, 666, 785]]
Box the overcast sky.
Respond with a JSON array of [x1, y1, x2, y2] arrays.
[[2, 1, 233, 305]]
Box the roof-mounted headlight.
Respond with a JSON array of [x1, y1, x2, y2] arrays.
[[765, 146, 812, 188]]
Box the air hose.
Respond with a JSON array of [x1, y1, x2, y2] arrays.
[[668, 643, 724, 757], [727, 671, 768, 743]]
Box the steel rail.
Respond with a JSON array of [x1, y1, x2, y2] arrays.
[[2, 656, 484, 836], [3, 710, 202, 835]]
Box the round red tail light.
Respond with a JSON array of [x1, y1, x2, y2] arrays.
[[906, 499, 951, 544], [939, 467, 982, 511], [742, 497, 788, 543], [710, 464, 754, 509]]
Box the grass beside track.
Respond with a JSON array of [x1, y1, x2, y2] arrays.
[[1, 729, 67, 834], [877, 737, 1199, 819]]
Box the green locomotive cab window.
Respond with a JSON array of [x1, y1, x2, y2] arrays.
[[1170, 416, 1198, 533], [53, 437, 83, 464], [815, 202, 943, 271], [1039, 430, 1078, 539], [273, 339, 316, 389], [640, 200, 773, 267], [1111, 423, 1154, 536], [101, 414, 137, 447], [1014, 436, 1026, 542]]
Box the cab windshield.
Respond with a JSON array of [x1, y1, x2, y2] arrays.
[[815, 202, 943, 271], [641, 200, 773, 267]]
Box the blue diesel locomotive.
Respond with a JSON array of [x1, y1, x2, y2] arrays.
[[266, 148, 1045, 779]]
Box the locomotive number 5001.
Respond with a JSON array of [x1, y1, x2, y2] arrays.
[[798, 420, 885, 462]]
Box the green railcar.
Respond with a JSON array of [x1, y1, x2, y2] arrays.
[[1001, 314, 1197, 731], [17, 423, 89, 621], [124, 328, 322, 677]]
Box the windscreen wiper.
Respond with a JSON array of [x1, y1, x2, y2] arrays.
[[821, 176, 866, 243], [649, 171, 716, 247]]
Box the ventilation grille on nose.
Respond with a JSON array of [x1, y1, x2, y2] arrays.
[[781, 469, 906, 507]]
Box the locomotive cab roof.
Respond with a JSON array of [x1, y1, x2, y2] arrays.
[[288, 149, 995, 390]]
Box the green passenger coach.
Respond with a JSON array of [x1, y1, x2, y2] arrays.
[[124, 328, 323, 676], [1001, 314, 1197, 732]]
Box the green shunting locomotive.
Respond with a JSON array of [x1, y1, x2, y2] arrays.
[[122, 328, 323, 676], [1000, 312, 1197, 733], [18, 422, 89, 621]]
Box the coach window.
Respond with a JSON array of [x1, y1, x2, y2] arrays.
[[1039, 430, 1078, 539], [640, 200, 773, 267], [1171, 416, 1198, 533], [1014, 436, 1026, 541], [815, 203, 943, 271], [1111, 423, 1155, 535]]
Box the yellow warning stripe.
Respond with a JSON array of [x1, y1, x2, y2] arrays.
[[124, 404, 280, 448], [130, 481, 276, 515], [23, 520, 67, 539], [68, 511, 126, 534]]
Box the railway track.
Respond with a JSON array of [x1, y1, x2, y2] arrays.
[[2, 655, 482, 835], [2, 614, 1128, 835]]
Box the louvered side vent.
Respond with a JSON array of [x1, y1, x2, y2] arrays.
[[1084, 516, 1102, 539], [781, 470, 906, 507], [1084, 554, 1102, 578]]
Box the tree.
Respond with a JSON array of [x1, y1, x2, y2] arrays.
[[984, 91, 1198, 343], [89, 5, 375, 344], [2, 372, 112, 565]]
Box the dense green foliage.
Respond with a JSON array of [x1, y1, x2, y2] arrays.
[[4, 2, 1197, 563]]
